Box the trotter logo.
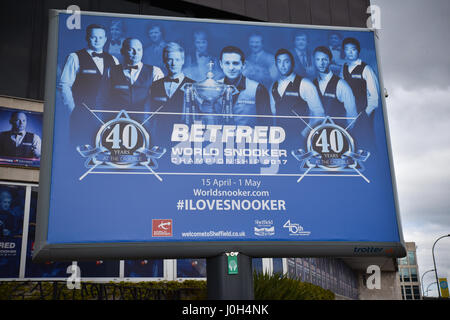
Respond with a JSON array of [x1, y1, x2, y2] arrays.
[[152, 219, 173, 237]]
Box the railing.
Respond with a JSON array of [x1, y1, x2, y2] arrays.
[[1, 281, 204, 300]]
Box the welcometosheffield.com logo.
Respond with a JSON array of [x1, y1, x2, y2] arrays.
[[152, 219, 173, 237]]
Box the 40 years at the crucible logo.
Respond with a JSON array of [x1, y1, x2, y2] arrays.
[[292, 117, 370, 183], [77, 110, 166, 181]]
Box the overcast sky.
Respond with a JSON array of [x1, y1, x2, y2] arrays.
[[371, 0, 450, 297]]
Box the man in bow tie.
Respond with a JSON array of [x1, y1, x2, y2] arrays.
[[150, 42, 194, 112], [149, 42, 195, 146], [0, 111, 41, 159], [102, 38, 164, 122], [58, 24, 119, 144]]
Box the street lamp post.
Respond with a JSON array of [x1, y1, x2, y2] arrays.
[[421, 269, 435, 298], [426, 281, 437, 297], [432, 234, 450, 299]]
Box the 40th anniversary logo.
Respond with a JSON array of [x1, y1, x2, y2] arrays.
[[292, 117, 370, 183], [77, 108, 166, 181]]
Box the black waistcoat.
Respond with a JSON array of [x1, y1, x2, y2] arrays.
[[343, 62, 367, 114], [272, 75, 309, 116], [108, 64, 154, 110], [71, 49, 116, 107], [0, 132, 34, 158], [314, 74, 346, 118]]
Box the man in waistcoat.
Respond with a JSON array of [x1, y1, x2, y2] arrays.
[[150, 42, 195, 145], [0, 112, 41, 159], [312, 46, 357, 128], [59, 24, 119, 144], [271, 48, 324, 137], [103, 38, 164, 122], [341, 37, 380, 148], [217, 45, 271, 126]]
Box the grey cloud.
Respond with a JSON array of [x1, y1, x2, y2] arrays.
[[372, 0, 450, 91]]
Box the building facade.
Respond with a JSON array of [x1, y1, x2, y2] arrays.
[[398, 242, 421, 300]]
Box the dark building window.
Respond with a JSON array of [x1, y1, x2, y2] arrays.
[[405, 286, 412, 300], [410, 268, 418, 282], [402, 268, 410, 282], [413, 285, 420, 300]]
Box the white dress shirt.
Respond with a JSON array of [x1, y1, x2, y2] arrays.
[[270, 73, 324, 118], [164, 73, 185, 98], [58, 49, 119, 112], [10, 130, 41, 157], [122, 62, 164, 85], [342, 59, 380, 115], [317, 71, 357, 119]]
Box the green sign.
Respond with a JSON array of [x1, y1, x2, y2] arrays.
[[227, 255, 238, 275]]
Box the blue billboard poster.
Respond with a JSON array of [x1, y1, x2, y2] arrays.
[[0, 107, 42, 168], [76, 260, 120, 278], [177, 259, 206, 278], [124, 259, 163, 278], [34, 11, 405, 262], [0, 184, 25, 278], [25, 187, 71, 278]]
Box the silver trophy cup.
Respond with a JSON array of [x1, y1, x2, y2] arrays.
[[182, 61, 236, 124]]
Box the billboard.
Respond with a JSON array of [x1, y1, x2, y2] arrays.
[[34, 10, 405, 262], [0, 184, 25, 278], [0, 107, 42, 168]]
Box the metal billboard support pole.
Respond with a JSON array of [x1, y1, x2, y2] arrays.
[[432, 234, 450, 299], [207, 253, 254, 300]]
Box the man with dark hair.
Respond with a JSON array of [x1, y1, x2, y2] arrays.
[[103, 38, 164, 121], [341, 37, 380, 147], [243, 33, 278, 91], [0, 111, 41, 159], [59, 24, 119, 144], [217, 45, 271, 126], [271, 48, 324, 136], [313, 46, 357, 127]]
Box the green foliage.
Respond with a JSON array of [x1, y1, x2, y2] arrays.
[[0, 280, 207, 300], [253, 272, 335, 300], [1, 275, 334, 300]]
